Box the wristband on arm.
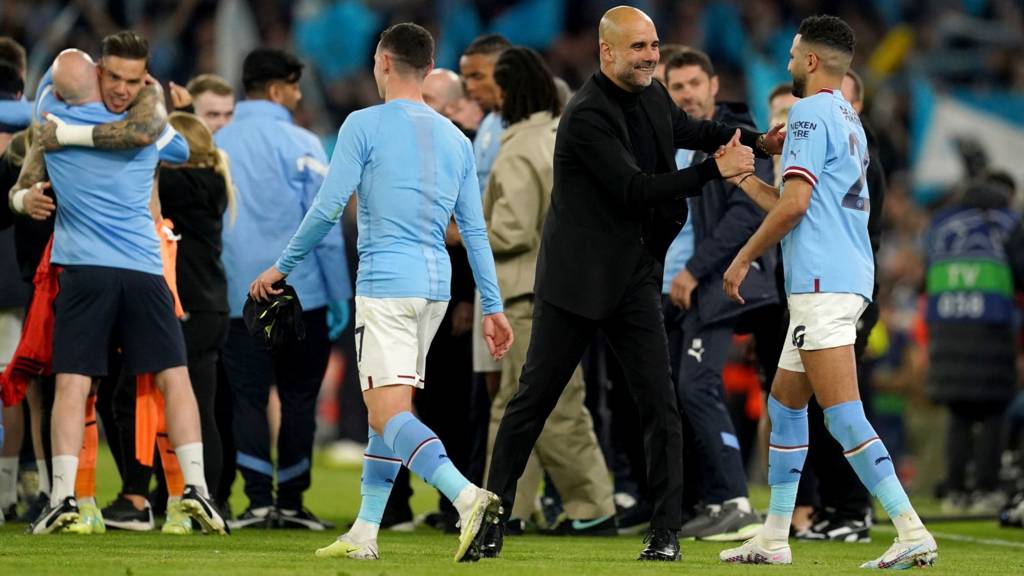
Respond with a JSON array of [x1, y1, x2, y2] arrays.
[[11, 188, 28, 214], [48, 114, 95, 147], [56, 122, 95, 147]]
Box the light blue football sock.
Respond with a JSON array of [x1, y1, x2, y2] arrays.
[[824, 400, 911, 518], [383, 411, 470, 503], [357, 429, 401, 525]]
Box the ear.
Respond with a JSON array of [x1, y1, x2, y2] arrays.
[[266, 82, 283, 105], [599, 40, 612, 63], [806, 51, 819, 74], [710, 75, 719, 99]]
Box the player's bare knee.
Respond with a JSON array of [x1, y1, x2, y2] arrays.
[[769, 368, 812, 409]]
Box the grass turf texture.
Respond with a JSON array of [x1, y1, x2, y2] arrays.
[[2, 445, 1023, 575]]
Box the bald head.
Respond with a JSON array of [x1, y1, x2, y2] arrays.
[[52, 49, 100, 105], [423, 68, 464, 115], [598, 6, 660, 92], [599, 6, 654, 44]]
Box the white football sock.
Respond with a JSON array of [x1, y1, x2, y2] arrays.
[[37, 459, 51, 495], [175, 442, 208, 497], [452, 484, 478, 519], [891, 508, 928, 541], [348, 518, 380, 542], [50, 455, 78, 506], [760, 514, 791, 548]]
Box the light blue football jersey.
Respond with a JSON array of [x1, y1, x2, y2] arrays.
[[276, 99, 503, 315], [780, 88, 874, 300]]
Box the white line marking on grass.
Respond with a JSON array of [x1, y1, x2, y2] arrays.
[[874, 526, 1024, 549]]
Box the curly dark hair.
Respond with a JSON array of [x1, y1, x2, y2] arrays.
[[493, 46, 561, 126], [797, 15, 855, 57]]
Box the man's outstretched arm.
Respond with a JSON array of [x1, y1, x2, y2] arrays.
[[37, 83, 168, 150]]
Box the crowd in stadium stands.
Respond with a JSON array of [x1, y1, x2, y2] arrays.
[[1, 0, 1024, 544]]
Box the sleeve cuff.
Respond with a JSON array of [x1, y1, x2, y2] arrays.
[[696, 157, 722, 183], [783, 166, 818, 187], [274, 258, 294, 276]]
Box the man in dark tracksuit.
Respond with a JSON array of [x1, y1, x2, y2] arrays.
[[792, 69, 886, 542], [660, 49, 779, 541]]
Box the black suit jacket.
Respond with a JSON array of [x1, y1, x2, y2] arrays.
[[535, 72, 763, 320]]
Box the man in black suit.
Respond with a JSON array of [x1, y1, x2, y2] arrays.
[[484, 6, 782, 562]]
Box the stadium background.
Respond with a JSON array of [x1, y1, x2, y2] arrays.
[[2, 1, 1024, 574]]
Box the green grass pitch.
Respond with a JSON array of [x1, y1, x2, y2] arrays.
[[2, 445, 1023, 575]]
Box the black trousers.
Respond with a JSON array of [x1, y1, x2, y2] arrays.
[[664, 298, 748, 506], [946, 400, 1005, 493], [488, 272, 683, 529], [214, 358, 235, 507], [222, 307, 330, 510]]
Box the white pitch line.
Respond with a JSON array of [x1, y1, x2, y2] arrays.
[[873, 525, 1024, 549]]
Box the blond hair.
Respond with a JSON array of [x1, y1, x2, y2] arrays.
[[167, 111, 236, 224], [186, 73, 233, 98]]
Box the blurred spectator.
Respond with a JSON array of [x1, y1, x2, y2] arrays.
[[216, 48, 350, 530], [924, 174, 1020, 515], [422, 68, 483, 133], [482, 46, 614, 535], [167, 73, 235, 134]]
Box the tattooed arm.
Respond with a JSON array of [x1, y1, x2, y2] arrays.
[[37, 83, 169, 151], [8, 132, 56, 221]]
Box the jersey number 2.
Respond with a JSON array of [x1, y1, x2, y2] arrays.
[[842, 133, 870, 212]]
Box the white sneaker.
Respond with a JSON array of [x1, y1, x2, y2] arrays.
[[720, 537, 793, 565], [860, 533, 938, 569], [315, 533, 379, 560]]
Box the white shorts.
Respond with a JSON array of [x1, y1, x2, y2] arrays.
[[779, 293, 869, 373], [354, 296, 448, 391]]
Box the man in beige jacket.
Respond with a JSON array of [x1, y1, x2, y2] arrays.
[[482, 46, 615, 538]]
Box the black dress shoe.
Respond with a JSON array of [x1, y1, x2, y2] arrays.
[[637, 528, 681, 561], [480, 517, 505, 558]]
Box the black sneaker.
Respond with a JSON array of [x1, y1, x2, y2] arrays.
[[102, 495, 155, 531], [679, 506, 717, 539], [29, 496, 79, 534], [181, 485, 229, 534], [637, 528, 681, 561], [227, 505, 275, 529], [616, 499, 652, 535], [276, 507, 334, 530], [543, 514, 617, 536], [2, 504, 16, 522], [694, 503, 763, 542], [19, 493, 48, 523], [794, 510, 870, 543], [504, 517, 525, 536]]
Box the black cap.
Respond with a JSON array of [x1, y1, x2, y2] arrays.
[[242, 48, 304, 94]]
